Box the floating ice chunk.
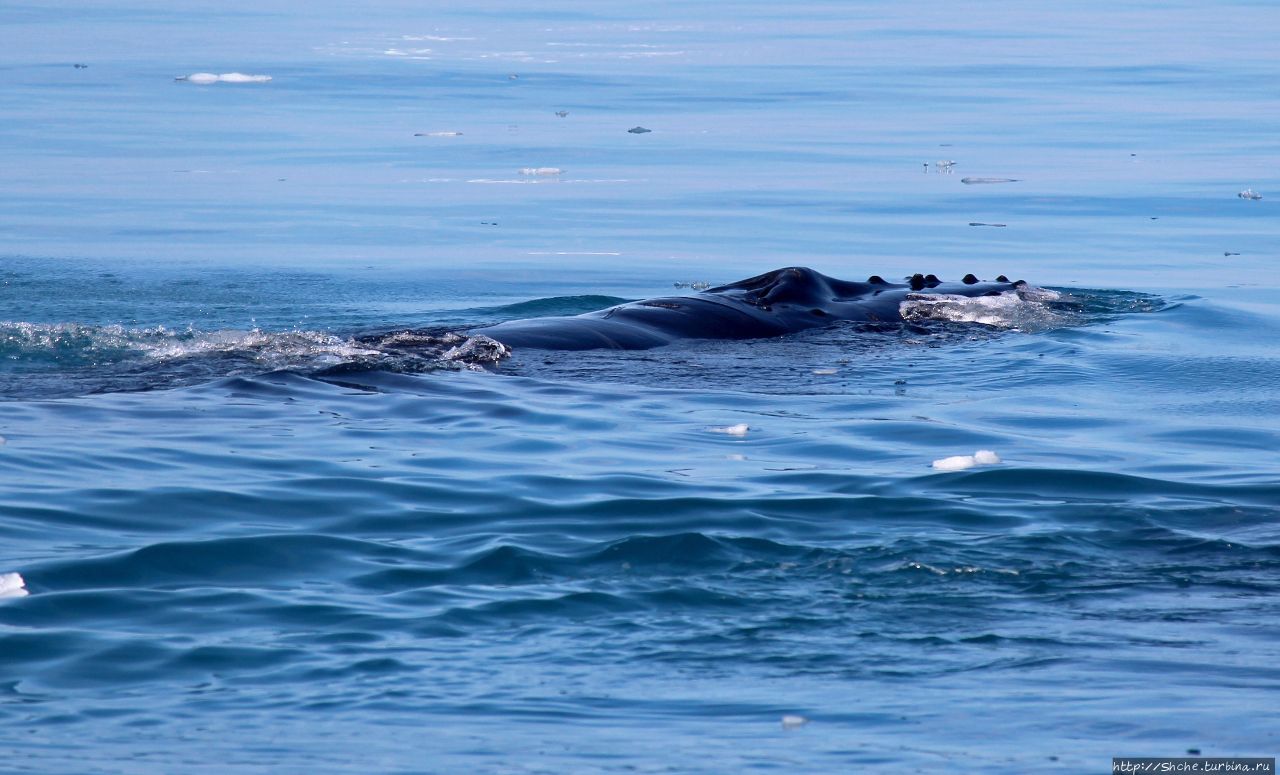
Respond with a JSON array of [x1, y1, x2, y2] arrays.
[[932, 449, 1002, 471], [175, 72, 272, 84], [961, 177, 1018, 184], [812, 368, 837, 375], [1238, 189, 1263, 200], [518, 167, 563, 176], [781, 715, 809, 729], [711, 423, 749, 436], [0, 572, 27, 599], [415, 131, 462, 137]]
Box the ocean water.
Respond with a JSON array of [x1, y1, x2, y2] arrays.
[[2, 1, 1279, 772]]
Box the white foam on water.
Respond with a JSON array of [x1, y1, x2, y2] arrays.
[[527, 251, 622, 256], [932, 449, 1002, 471], [711, 423, 750, 436], [140, 329, 382, 366], [900, 287, 1063, 330], [931, 455, 976, 472], [176, 73, 272, 84], [217, 72, 271, 83], [0, 572, 28, 599]]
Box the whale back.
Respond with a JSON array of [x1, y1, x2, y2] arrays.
[[474, 267, 1024, 350]]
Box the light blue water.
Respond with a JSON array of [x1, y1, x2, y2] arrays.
[[2, 2, 1279, 772]]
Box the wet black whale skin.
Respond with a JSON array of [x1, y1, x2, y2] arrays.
[[473, 266, 1023, 351]]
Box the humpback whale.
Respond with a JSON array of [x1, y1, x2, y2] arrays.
[[473, 266, 1026, 351]]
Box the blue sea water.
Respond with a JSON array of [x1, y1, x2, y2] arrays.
[[2, 1, 1279, 772]]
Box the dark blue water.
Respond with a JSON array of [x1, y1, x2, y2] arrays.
[[2, 2, 1279, 772]]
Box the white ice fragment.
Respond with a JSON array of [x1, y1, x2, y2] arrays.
[[781, 715, 809, 729], [711, 423, 749, 436], [1238, 189, 1263, 200], [415, 131, 463, 137], [961, 177, 1018, 184], [176, 72, 272, 84], [518, 167, 563, 176], [973, 449, 1001, 465], [0, 572, 28, 599], [812, 368, 837, 375], [932, 455, 976, 472]]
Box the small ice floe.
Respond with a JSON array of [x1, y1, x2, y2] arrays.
[[1238, 189, 1263, 200], [711, 423, 750, 437], [176, 72, 272, 84], [781, 715, 809, 729], [931, 449, 1001, 472], [0, 572, 28, 599], [936, 160, 956, 171], [812, 368, 838, 375], [518, 167, 563, 176], [627, 126, 652, 134], [961, 177, 1018, 184], [415, 131, 462, 137]]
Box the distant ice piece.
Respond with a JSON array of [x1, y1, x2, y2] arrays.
[[1238, 189, 1263, 200], [711, 423, 750, 436], [961, 177, 1018, 184], [415, 131, 463, 137], [175, 72, 272, 84], [518, 167, 563, 176], [781, 715, 809, 729], [0, 572, 27, 599], [932, 449, 1001, 471]]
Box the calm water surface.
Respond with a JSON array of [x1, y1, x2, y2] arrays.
[[1, 1, 1278, 772]]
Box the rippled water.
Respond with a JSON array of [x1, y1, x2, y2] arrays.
[[2, 1, 1279, 772]]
